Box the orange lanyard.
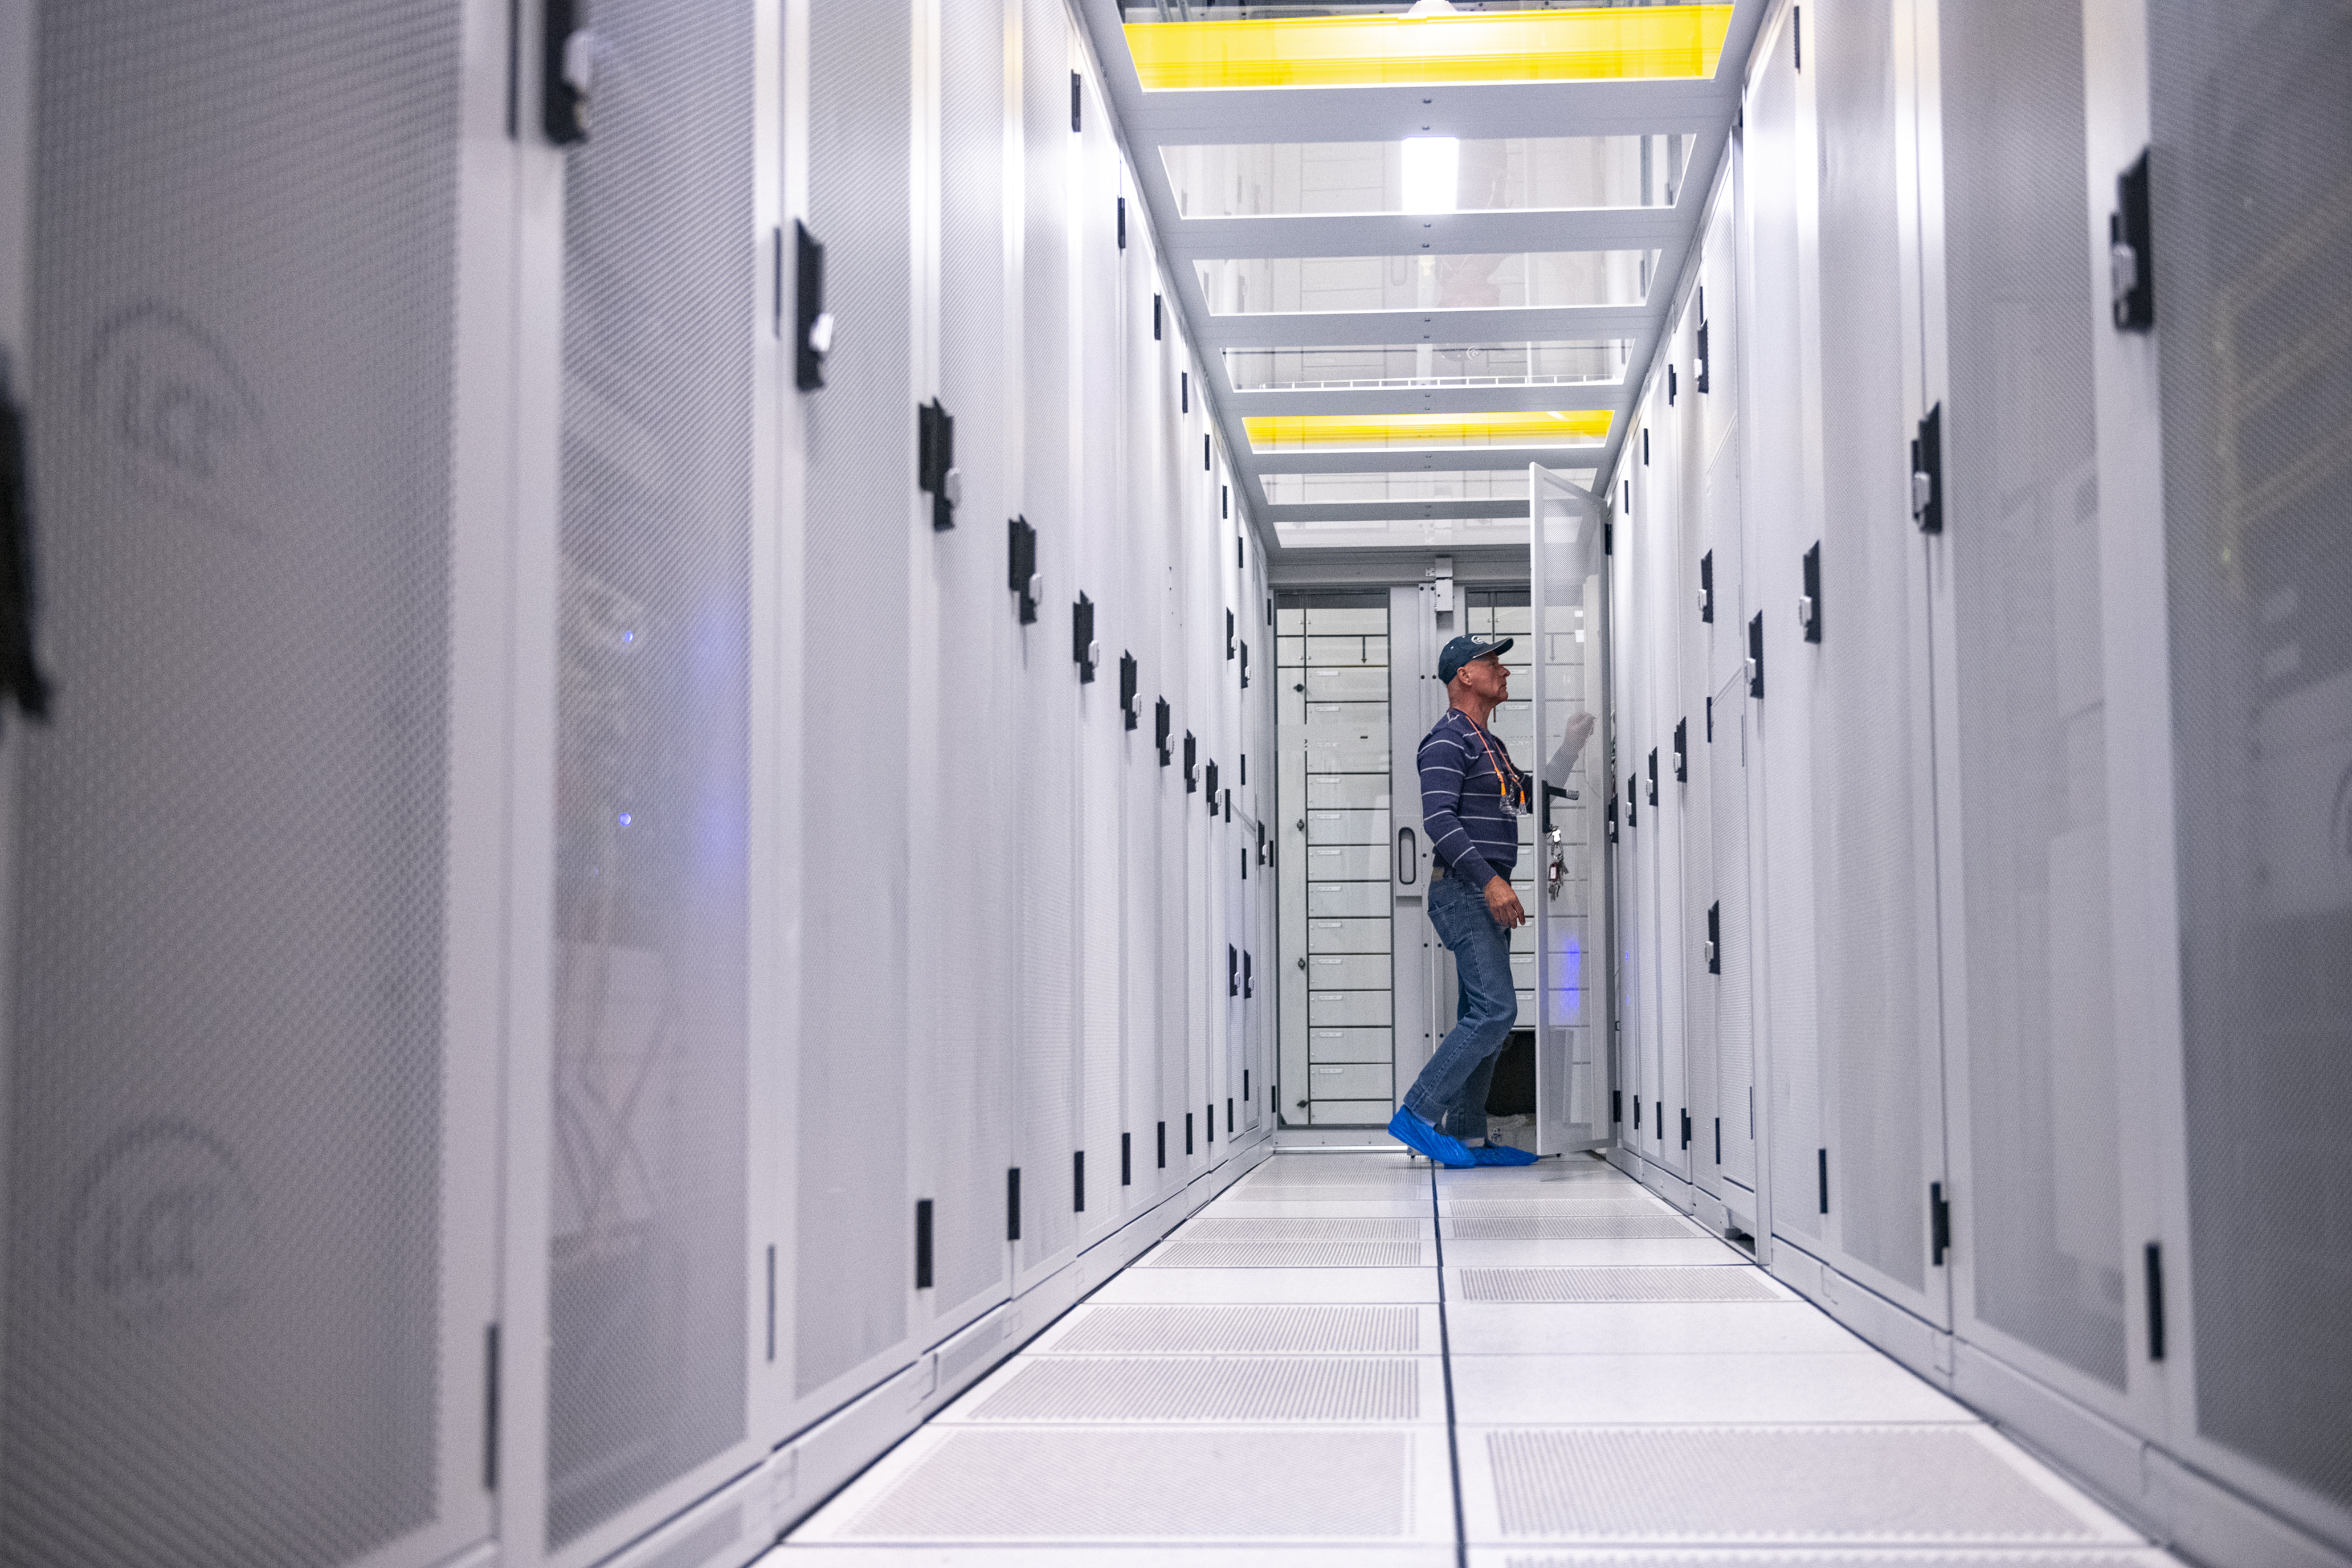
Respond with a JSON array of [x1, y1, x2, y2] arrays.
[[1466, 717, 1522, 810]]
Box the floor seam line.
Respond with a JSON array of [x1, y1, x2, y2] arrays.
[[1431, 1161, 1468, 1568]]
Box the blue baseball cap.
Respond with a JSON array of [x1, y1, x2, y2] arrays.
[[1438, 634, 1513, 684]]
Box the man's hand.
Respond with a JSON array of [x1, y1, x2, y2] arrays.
[[1484, 875, 1526, 929], [1562, 710, 1596, 755]]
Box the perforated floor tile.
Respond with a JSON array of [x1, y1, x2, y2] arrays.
[[796, 1425, 1456, 1544], [1031, 1304, 1437, 1356], [1458, 1426, 2140, 1546], [1444, 1301, 1867, 1357], [1440, 1197, 1686, 1214], [1463, 1553, 2177, 1567], [1090, 1267, 1439, 1304], [1442, 1239, 1747, 1267], [776, 1547, 1459, 1566], [1444, 1215, 1709, 1241], [1186, 1217, 1432, 1242], [946, 1355, 1443, 1424], [1449, 1268, 1786, 1304], [1145, 1239, 1427, 1269], [1449, 1352, 1967, 1426], [1208, 1198, 1436, 1219]]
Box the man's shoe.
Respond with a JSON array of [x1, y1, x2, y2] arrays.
[[1473, 1143, 1538, 1166], [1387, 1108, 1479, 1169]]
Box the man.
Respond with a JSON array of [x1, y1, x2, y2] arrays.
[[1389, 634, 1596, 1168]]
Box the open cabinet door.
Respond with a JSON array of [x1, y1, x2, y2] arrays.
[[1530, 467, 1611, 1155]]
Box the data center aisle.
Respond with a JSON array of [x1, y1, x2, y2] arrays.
[[775, 1153, 2174, 1564]]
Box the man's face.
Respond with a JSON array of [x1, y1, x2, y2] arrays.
[[1456, 654, 1509, 704]]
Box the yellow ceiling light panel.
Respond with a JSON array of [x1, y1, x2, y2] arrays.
[[1246, 411, 1614, 449], [1127, 6, 1733, 92]]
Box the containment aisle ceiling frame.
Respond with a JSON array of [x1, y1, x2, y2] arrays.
[[1074, 0, 1774, 564]]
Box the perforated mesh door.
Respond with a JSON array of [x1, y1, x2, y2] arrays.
[[549, 0, 754, 1544], [930, 0, 1019, 1312], [1700, 201, 1757, 1194], [1017, 0, 1081, 1250], [1939, 0, 2125, 1390], [1811, 0, 1934, 1299], [801, 0, 917, 1375], [1531, 472, 1608, 1151], [1674, 296, 1720, 1198], [2149, 0, 2352, 1509], [4, 7, 462, 1565], [1743, 18, 1824, 1242]]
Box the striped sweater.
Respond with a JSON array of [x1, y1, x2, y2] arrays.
[[1418, 707, 1524, 891]]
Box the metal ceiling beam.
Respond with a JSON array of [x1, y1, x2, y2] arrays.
[[1160, 207, 1683, 259], [1266, 499, 1534, 524], [1124, 80, 1735, 144], [1230, 382, 1622, 416], [1190, 302, 1656, 348]]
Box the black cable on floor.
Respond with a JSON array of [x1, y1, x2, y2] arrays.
[[1428, 1162, 1468, 1568]]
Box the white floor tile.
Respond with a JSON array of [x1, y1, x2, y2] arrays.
[[776, 1547, 1459, 1566], [1448, 1351, 1971, 1425], [932, 1354, 1449, 1426], [1027, 1302, 1444, 1357], [1088, 1267, 1439, 1304], [1443, 1300, 1875, 1357], [1206, 1198, 1434, 1219], [1439, 1238, 1749, 1267]]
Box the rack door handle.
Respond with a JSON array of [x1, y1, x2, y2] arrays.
[[1396, 827, 1418, 885]]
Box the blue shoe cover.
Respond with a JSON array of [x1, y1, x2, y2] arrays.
[[1473, 1142, 1538, 1166], [1387, 1107, 1479, 1169]]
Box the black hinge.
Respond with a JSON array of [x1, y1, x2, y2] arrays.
[[1073, 593, 1097, 682], [2112, 149, 2154, 331], [1243, 950, 1253, 998], [1120, 652, 1139, 729], [1245, 1069, 1251, 1100], [1240, 641, 1250, 688], [1706, 900, 1721, 974], [1228, 944, 1239, 998], [1185, 1112, 1194, 1154], [1206, 1102, 1214, 1144], [1156, 698, 1173, 765], [1205, 758, 1220, 810], [915, 1199, 934, 1288], [2146, 1242, 2166, 1359], [1910, 403, 1943, 533], [1818, 1148, 1830, 1215], [1634, 1097, 1643, 1129], [1069, 70, 1081, 132], [917, 399, 957, 530], [0, 373, 52, 724], [482, 1321, 501, 1491], [1223, 787, 1231, 822], [1655, 1101, 1663, 1141], [1122, 1132, 1132, 1186], [1706, 694, 1714, 743], [766, 1244, 777, 1362], [1157, 1120, 1167, 1168], [1222, 484, 1229, 519], [1184, 731, 1198, 791], [1792, 4, 1802, 68], [1714, 1117, 1721, 1165], [794, 221, 828, 391], [1116, 195, 1126, 250], [1181, 372, 1189, 413], [1681, 1109, 1690, 1150], [1153, 293, 1163, 340], [1647, 748, 1659, 807], [1007, 515, 1039, 623], [1256, 819, 1267, 865], [1695, 314, 1711, 394], [1007, 1167, 1022, 1242], [1800, 541, 1822, 642], [1606, 786, 1619, 843], [1642, 427, 1650, 466], [1073, 1150, 1085, 1213], [1668, 363, 1678, 405], [1698, 549, 1714, 623], [1227, 1098, 1235, 1135], [1205, 434, 1212, 471], [1604, 519, 1614, 556], [1673, 718, 1687, 782], [1626, 772, 1637, 828], [1747, 611, 1766, 699], [1930, 1182, 1950, 1267], [1612, 1089, 1623, 1124], [1226, 608, 1236, 659]]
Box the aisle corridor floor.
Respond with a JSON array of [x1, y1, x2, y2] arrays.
[[777, 1152, 2174, 1565]]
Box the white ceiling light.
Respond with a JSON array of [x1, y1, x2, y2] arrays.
[[1400, 136, 1460, 215]]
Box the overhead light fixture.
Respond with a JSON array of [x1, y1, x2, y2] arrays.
[[1125, 6, 1734, 92], [1245, 411, 1613, 450], [1400, 137, 1459, 214]]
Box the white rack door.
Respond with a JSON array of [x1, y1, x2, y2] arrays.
[[1530, 467, 1611, 1154]]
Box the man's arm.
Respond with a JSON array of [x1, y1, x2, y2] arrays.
[[1419, 725, 1497, 891], [1541, 710, 1597, 787]]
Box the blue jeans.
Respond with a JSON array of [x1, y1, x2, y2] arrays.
[[1403, 869, 1519, 1142]]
